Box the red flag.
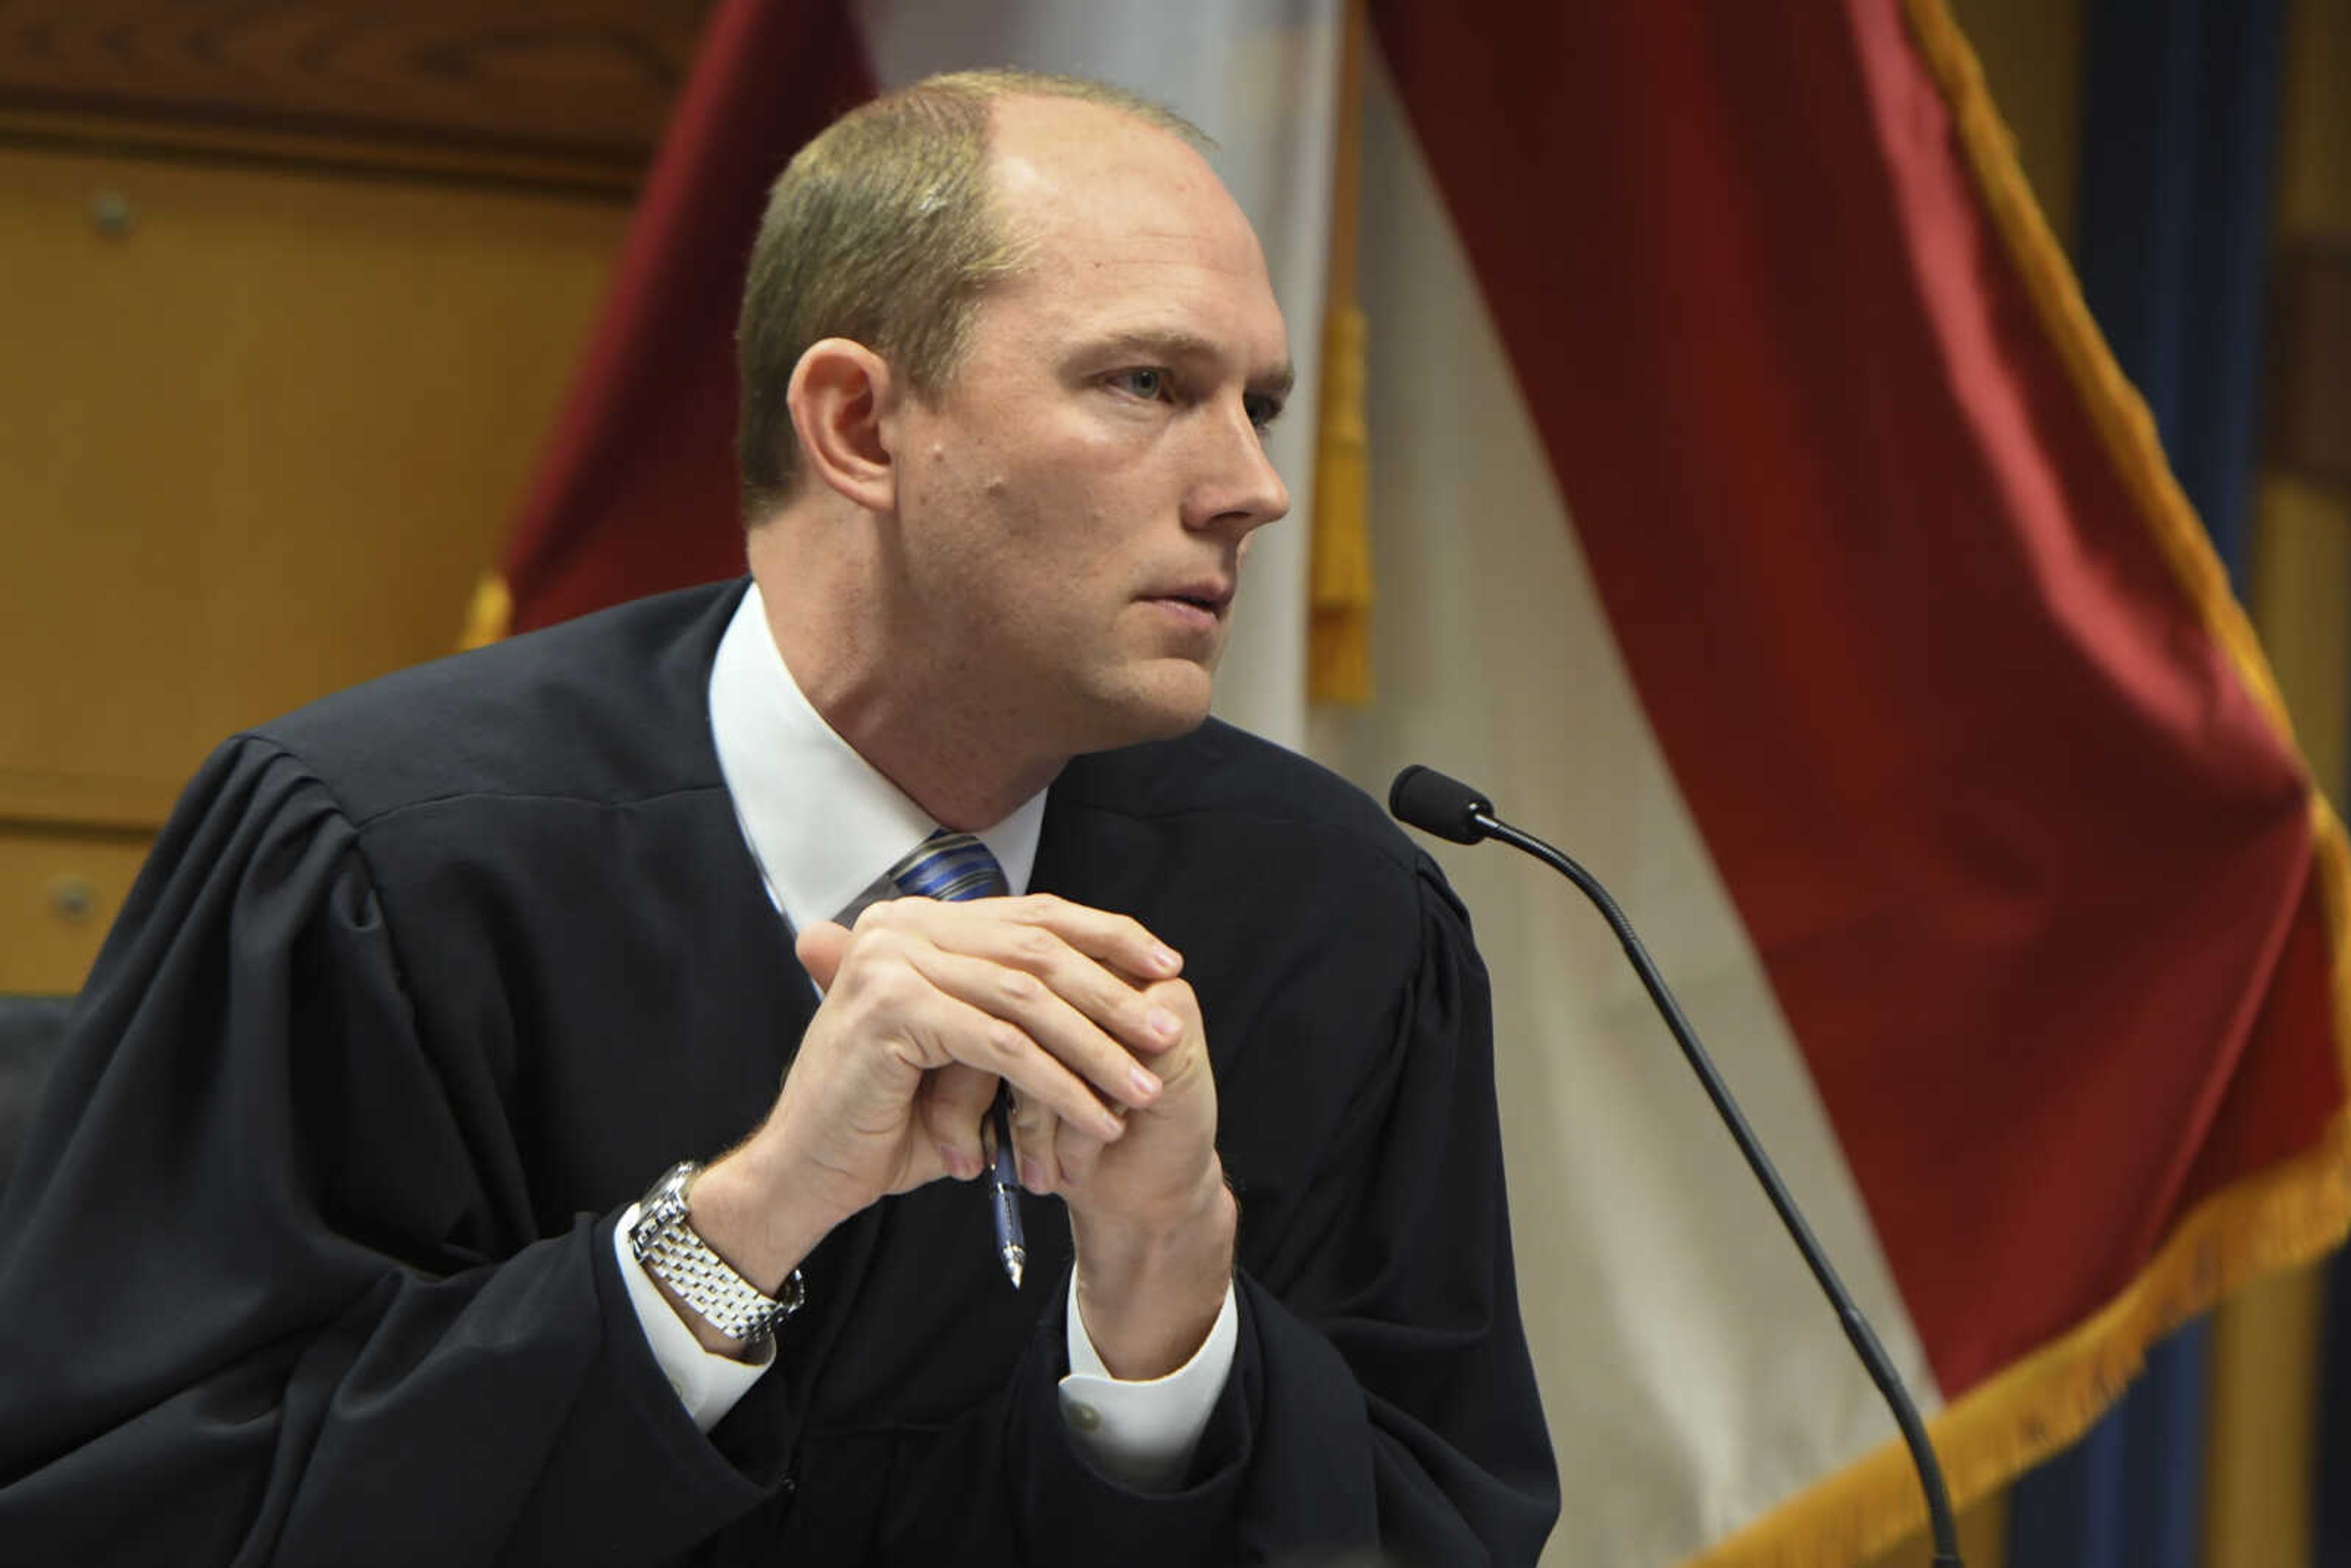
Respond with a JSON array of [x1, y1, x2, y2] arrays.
[[500, 0, 872, 634], [1363, 0, 2349, 1558]]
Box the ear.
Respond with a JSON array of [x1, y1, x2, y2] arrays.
[[785, 337, 900, 515]]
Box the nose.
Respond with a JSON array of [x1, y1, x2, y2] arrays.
[[1182, 397, 1291, 541]]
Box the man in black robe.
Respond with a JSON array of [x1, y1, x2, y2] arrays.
[[0, 70, 1557, 1566]]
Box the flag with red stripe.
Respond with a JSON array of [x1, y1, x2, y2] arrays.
[[1334, 0, 2351, 1561], [496, 0, 872, 635]]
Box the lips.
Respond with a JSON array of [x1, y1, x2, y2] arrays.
[[1145, 579, 1235, 616]]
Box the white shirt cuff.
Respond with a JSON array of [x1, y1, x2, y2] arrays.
[[1058, 1270, 1239, 1491], [613, 1202, 774, 1433]]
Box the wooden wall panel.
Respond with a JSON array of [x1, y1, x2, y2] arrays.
[[0, 144, 629, 829], [0, 826, 150, 993], [2268, 239, 2351, 484], [0, 0, 715, 190]]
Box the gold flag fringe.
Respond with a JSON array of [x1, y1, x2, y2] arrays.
[[459, 572, 512, 651], [1686, 4, 2351, 1564], [1311, 299, 1374, 704], [1308, 0, 1374, 706]]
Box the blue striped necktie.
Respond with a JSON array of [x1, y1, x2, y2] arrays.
[[890, 830, 1010, 903]]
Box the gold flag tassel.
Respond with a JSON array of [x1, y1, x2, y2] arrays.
[[1308, 0, 1374, 706], [459, 571, 513, 651]]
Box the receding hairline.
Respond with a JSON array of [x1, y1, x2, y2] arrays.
[[962, 86, 1275, 315], [943, 76, 1228, 291], [909, 67, 1217, 155]]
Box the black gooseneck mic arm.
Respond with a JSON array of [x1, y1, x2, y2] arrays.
[[1389, 764, 1963, 1568]]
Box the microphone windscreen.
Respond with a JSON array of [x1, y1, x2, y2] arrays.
[[1389, 765, 1493, 844]]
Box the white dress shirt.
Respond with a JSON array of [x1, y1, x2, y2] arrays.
[[615, 582, 1237, 1490]]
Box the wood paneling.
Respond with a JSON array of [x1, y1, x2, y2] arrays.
[[2274, 0, 2351, 236], [0, 0, 715, 190], [0, 825, 151, 992], [2268, 239, 2351, 485], [0, 144, 628, 830]]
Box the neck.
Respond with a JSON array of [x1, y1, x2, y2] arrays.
[[747, 516, 1065, 831]]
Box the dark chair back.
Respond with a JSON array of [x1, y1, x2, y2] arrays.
[[0, 996, 73, 1198]]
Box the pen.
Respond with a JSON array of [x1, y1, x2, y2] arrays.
[[986, 1083, 1026, 1288]]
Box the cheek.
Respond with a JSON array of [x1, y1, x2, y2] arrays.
[[906, 416, 1147, 591]]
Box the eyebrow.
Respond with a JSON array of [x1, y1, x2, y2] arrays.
[[1094, 329, 1295, 401]]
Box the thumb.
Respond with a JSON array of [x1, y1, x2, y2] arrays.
[[796, 919, 853, 991]]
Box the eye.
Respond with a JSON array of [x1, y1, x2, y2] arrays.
[[1106, 367, 1172, 401], [1244, 394, 1284, 432]]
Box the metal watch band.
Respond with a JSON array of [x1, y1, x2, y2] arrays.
[[628, 1161, 804, 1343]]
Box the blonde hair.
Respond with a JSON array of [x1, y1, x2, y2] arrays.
[[735, 69, 1213, 518]]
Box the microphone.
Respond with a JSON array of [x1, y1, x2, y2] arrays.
[[1387, 763, 1492, 844], [1390, 765, 1963, 1568]]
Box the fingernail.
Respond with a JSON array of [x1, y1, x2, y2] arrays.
[[1019, 1156, 1045, 1193], [1131, 1064, 1163, 1098], [1152, 944, 1181, 973], [1147, 1007, 1182, 1042]]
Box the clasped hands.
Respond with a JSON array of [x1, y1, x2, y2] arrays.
[[684, 893, 1236, 1377]]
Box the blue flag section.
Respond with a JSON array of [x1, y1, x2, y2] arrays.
[[2066, 0, 2287, 597]]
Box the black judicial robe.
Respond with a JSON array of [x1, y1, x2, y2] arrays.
[[0, 582, 1558, 1566]]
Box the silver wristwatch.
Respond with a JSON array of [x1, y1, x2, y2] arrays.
[[628, 1161, 804, 1343]]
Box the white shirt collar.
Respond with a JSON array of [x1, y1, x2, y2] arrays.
[[708, 581, 1046, 932]]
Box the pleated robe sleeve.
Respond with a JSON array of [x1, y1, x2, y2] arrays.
[[0, 738, 779, 1566]]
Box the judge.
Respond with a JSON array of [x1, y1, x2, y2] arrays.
[[0, 70, 1558, 1566]]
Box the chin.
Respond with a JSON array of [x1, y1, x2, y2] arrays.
[[1070, 667, 1216, 752]]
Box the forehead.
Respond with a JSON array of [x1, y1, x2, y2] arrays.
[[978, 97, 1289, 364]]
